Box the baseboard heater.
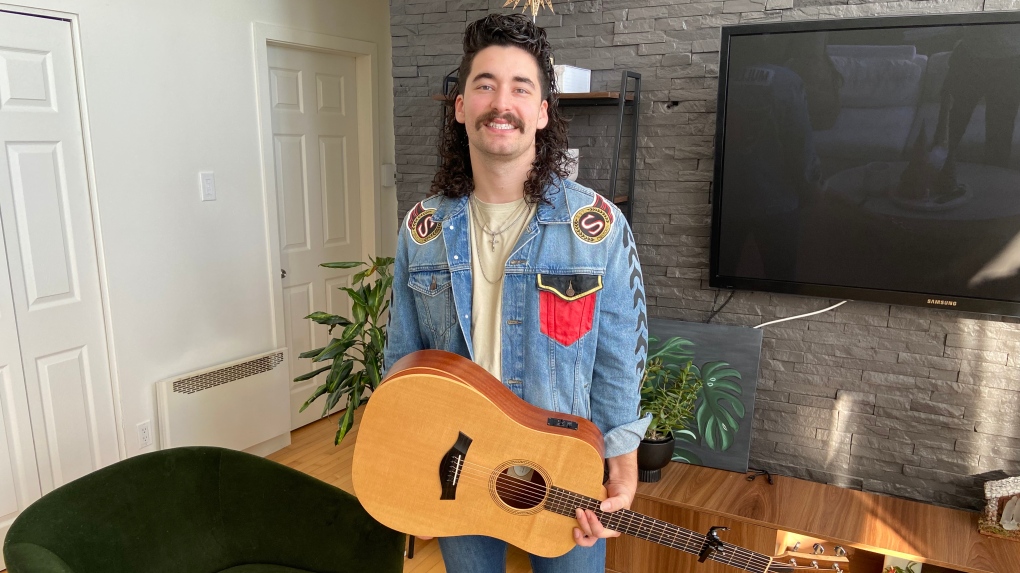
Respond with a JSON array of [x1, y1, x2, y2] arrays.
[[156, 348, 289, 451]]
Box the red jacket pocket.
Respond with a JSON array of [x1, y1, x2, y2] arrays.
[[537, 274, 602, 346]]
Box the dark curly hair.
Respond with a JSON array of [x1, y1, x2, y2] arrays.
[[429, 13, 571, 203]]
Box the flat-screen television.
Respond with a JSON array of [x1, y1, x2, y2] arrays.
[[711, 12, 1020, 316]]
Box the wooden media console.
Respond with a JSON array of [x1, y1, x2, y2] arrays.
[[606, 463, 1020, 573]]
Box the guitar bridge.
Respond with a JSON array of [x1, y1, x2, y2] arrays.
[[439, 432, 472, 500]]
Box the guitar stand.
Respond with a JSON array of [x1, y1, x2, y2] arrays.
[[698, 526, 729, 563]]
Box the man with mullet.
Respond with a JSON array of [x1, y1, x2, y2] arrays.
[[384, 13, 649, 573]]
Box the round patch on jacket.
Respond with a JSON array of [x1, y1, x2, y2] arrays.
[[571, 195, 614, 244], [407, 202, 441, 245]]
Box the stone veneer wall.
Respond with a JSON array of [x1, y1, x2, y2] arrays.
[[390, 0, 1020, 511]]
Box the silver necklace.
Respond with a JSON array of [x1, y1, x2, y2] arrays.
[[470, 195, 528, 252]]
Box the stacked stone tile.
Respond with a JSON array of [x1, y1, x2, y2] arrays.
[[389, 0, 1020, 512]]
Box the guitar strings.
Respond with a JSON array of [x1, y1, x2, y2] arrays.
[[432, 455, 814, 572], [446, 460, 772, 570], [442, 457, 796, 571], [444, 458, 776, 571]]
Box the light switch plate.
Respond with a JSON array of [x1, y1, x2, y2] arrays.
[[200, 171, 216, 201], [381, 164, 396, 187]]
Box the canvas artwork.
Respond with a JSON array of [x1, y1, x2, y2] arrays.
[[647, 318, 764, 474]]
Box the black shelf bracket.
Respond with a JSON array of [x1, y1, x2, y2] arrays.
[[610, 70, 640, 221]]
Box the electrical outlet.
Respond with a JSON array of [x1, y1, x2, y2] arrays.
[[137, 420, 153, 448]]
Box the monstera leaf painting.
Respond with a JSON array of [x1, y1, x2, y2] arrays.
[[694, 361, 744, 451], [648, 318, 763, 474]]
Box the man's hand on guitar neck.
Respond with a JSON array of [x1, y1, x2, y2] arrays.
[[573, 450, 638, 547]]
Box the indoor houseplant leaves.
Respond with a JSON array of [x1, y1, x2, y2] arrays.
[[503, 0, 554, 19], [294, 256, 394, 445], [637, 356, 702, 482]]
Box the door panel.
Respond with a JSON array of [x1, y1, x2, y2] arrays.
[[36, 347, 96, 485], [274, 134, 309, 252], [6, 142, 78, 307], [0, 10, 119, 509], [0, 245, 41, 564], [320, 136, 350, 247], [0, 45, 57, 112], [268, 44, 364, 430]]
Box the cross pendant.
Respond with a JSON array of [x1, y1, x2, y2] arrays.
[[490, 235, 498, 251]]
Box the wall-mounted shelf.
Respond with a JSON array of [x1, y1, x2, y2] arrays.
[[432, 70, 641, 220]]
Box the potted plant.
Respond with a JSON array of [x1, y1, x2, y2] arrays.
[[637, 357, 702, 482], [503, 0, 554, 20], [884, 561, 920, 573], [293, 256, 394, 445]]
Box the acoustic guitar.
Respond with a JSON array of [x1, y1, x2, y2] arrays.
[[352, 350, 850, 572]]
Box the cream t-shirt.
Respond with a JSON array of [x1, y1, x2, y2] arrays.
[[468, 194, 536, 381]]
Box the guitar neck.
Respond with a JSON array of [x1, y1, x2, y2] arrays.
[[545, 487, 774, 573]]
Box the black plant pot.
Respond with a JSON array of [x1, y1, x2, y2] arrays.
[[637, 433, 675, 483]]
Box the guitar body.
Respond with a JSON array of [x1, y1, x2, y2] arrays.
[[352, 350, 607, 558]]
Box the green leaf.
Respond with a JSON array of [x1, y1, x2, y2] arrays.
[[368, 326, 384, 348], [326, 360, 354, 392], [336, 404, 355, 444], [323, 385, 345, 415], [298, 383, 328, 413], [338, 322, 363, 343], [366, 360, 380, 389], [293, 365, 330, 382], [647, 336, 696, 374], [674, 428, 698, 442], [315, 337, 357, 363], [352, 301, 367, 325], [671, 447, 702, 465], [340, 287, 368, 308], [321, 261, 364, 269], [298, 346, 326, 359], [695, 359, 745, 452], [303, 312, 350, 327]]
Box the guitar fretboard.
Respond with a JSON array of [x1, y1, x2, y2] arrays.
[[544, 486, 774, 573]]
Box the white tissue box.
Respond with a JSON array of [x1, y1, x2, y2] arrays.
[[553, 65, 591, 93]]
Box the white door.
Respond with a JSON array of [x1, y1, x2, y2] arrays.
[[0, 208, 41, 561], [267, 44, 366, 429], [0, 11, 120, 547]]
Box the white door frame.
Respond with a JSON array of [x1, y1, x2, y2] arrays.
[[0, 3, 126, 460], [252, 23, 380, 350]]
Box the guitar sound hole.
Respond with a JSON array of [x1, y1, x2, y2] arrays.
[[494, 464, 547, 510]]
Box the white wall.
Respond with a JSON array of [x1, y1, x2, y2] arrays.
[[6, 0, 396, 456]]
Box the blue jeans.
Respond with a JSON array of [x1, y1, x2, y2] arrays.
[[438, 535, 605, 573]]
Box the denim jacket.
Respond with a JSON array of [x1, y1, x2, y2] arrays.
[[384, 179, 650, 459]]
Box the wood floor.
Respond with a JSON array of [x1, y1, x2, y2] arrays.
[[267, 412, 534, 573]]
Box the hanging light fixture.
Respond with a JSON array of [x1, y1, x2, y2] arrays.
[[503, 0, 555, 21]]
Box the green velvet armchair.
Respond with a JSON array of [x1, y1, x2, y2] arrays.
[[3, 446, 405, 573]]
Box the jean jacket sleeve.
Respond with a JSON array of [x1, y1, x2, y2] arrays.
[[591, 212, 651, 459], [383, 222, 425, 376]]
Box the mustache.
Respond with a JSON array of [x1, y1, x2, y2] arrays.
[[476, 110, 524, 132]]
